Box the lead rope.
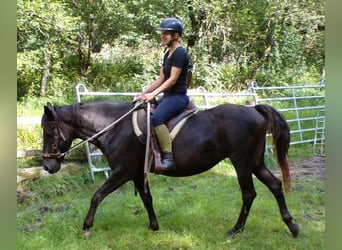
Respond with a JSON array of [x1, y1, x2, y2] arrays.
[[144, 102, 151, 193]]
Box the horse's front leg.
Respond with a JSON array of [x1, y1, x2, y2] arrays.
[[133, 176, 159, 231], [82, 172, 129, 236]]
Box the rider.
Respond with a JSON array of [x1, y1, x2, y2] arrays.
[[135, 17, 190, 174]]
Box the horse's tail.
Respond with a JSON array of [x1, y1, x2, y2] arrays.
[[254, 104, 291, 193]]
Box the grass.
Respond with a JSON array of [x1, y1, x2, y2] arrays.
[[17, 154, 325, 250]]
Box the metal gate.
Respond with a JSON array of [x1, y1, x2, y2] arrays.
[[76, 82, 325, 180], [313, 109, 325, 156], [248, 82, 325, 147]]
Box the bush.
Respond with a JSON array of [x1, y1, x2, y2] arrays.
[[87, 58, 144, 92]]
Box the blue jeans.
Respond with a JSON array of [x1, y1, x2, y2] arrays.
[[151, 94, 189, 127]]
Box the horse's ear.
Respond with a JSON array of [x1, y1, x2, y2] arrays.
[[44, 102, 55, 120]]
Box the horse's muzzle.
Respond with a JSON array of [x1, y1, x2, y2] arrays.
[[42, 159, 61, 174]]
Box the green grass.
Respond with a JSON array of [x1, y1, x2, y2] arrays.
[[17, 158, 325, 250]]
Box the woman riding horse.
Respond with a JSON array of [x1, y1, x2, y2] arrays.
[[134, 17, 190, 174]]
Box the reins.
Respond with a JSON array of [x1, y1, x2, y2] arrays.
[[143, 102, 151, 192], [50, 101, 145, 158]]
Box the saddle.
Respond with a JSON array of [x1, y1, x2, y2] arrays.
[[132, 101, 197, 174], [132, 101, 197, 144]]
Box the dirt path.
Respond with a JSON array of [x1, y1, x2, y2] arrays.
[[273, 156, 325, 182], [290, 156, 325, 181]]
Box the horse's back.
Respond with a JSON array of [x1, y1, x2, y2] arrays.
[[170, 103, 267, 176], [179, 103, 266, 137]]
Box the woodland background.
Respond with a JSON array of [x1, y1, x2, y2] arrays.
[[17, 0, 324, 105]]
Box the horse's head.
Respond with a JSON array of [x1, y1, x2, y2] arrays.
[[41, 102, 72, 174]]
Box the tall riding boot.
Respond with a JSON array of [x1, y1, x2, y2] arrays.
[[154, 124, 176, 174]]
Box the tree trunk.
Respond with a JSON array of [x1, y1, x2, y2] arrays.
[[77, 16, 94, 76], [40, 45, 52, 97], [187, 3, 206, 48]]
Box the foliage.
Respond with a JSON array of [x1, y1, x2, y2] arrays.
[[85, 41, 155, 92], [17, 0, 80, 99], [17, 0, 324, 103], [17, 125, 42, 152]]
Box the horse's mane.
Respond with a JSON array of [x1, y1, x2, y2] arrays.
[[42, 100, 135, 129], [78, 100, 134, 110]]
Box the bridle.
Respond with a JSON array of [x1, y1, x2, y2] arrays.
[[42, 100, 144, 160], [42, 121, 67, 159]]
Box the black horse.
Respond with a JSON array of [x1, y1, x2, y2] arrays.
[[41, 100, 299, 237]]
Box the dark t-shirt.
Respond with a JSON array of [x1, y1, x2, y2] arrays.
[[162, 47, 189, 95]]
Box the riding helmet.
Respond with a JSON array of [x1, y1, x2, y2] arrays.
[[157, 17, 183, 37]]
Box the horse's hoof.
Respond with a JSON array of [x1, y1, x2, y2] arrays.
[[83, 229, 91, 237], [289, 222, 300, 237], [149, 223, 159, 231], [226, 227, 243, 237]]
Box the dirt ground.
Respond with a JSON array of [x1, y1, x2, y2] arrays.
[[275, 155, 325, 182]]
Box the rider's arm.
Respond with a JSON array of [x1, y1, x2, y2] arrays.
[[143, 66, 181, 102]]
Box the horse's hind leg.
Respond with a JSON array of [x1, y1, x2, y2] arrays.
[[133, 177, 159, 231], [253, 163, 299, 237], [82, 171, 130, 236], [227, 166, 257, 237]]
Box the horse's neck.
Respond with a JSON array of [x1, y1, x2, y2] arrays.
[[73, 105, 101, 140], [68, 101, 133, 143], [73, 102, 121, 140], [58, 104, 95, 142]]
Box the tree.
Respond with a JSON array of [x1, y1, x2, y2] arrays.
[[17, 0, 79, 98]]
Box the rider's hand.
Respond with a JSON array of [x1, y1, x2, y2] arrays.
[[133, 94, 144, 102], [143, 92, 157, 103]]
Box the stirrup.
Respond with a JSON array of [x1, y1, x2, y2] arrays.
[[155, 152, 176, 174]]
